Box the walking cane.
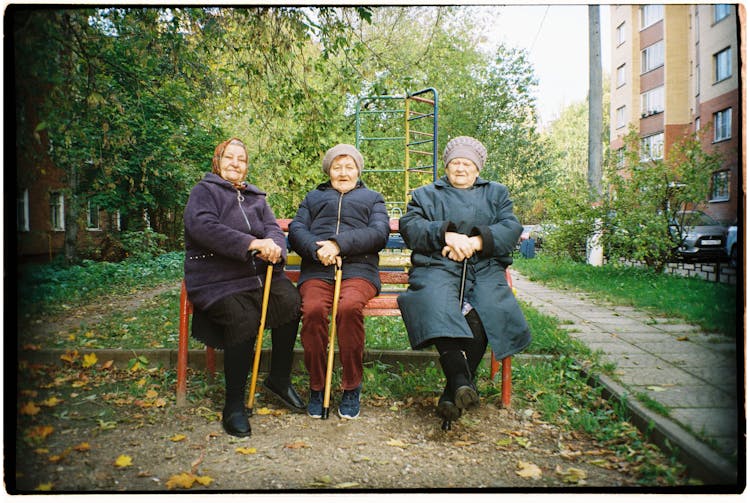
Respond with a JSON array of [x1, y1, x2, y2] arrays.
[[247, 264, 275, 415], [321, 262, 343, 420], [442, 259, 469, 432]]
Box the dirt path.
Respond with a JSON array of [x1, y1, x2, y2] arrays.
[[13, 283, 689, 492]]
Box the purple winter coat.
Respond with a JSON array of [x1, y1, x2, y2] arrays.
[[183, 172, 288, 311]]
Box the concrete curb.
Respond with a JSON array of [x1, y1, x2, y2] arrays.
[[581, 363, 739, 486]]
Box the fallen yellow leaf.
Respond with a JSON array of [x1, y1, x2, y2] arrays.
[[136, 378, 147, 387], [60, 349, 79, 364], [145, 389, 159, 399], [166, 472, 196, 490], [40, 397, 62, 407], [256, 407, 273, 415], [235, 447, 257, 455], [74, 442, 91, 451], [25, 425, 54, 442], [515, 461, 542, 480], [385, 439, 407, 448], [170, 434, 187, 442], [154, 398, 167, 408], [556, 466, 587, 484], [20, 402, 41, 416], [82, 353, 98, 368], [34, 448, 50, 455], [35, 483, 53, 491], [114, 455, 133, 468], [194, 475, 213, 487], [101, 360, 114, 370]]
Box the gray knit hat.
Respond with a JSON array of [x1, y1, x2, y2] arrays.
[[322, 144, 364, 175], [443, 136, 487, 171]]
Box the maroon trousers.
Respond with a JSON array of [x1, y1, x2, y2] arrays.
[[299, 278, 377, 391]]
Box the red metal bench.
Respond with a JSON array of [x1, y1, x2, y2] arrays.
[[176, 218, 512, 408]]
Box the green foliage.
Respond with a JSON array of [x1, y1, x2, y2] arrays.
[[18, 252, 185, 319], [602, 128, 724, 272], [119, 228, 168, 260], [512, 254, 737, 337]]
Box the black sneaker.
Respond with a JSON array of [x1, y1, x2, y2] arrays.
[[337, 385, 361, 420]]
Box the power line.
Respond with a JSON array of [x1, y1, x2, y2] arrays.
[[529, 5, 550, 53]]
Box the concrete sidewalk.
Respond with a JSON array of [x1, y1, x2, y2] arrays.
[[510, 269, 742, 485]]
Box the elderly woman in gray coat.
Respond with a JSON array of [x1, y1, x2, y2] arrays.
[[397, 136, 531, 422]]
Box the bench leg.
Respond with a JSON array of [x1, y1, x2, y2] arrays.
[[206, 346, 216, 383], [177, 304, 189, 408], [501, 356, 511, 409]]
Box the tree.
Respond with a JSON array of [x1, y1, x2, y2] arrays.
[[602, 128, 724, 272]]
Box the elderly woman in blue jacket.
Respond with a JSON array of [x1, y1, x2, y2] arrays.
[[289, 144, 390, 420], [184, 138, 306, 438], [398, 136, 531, 422]]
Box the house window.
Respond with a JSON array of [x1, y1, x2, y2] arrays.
[[641, 41, 664, 73], [87, 200, 101, 230], [50, 191, 65, 231], [616, 148, 626, 169], [17, 189, 29, 232], [711, 171, 730, 201], [110, 210, 121, 232], [640, 86, 664, 116], [640, 132, 664, 161], [616, 22, 626, 46], [714, 47, 732, 82], [695, 117, 701, 133], [640, 4, 664, 29], [713, 4, 731, 23], [616, 64, 627, 87], [616, 106, 626, 129], [714, 108, 732, 141]]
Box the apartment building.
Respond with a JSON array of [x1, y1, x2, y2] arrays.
[[609, 4, 740, 224]]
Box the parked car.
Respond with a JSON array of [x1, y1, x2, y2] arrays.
[[726, 223, 737, 268], [670, 210, 727, 262]]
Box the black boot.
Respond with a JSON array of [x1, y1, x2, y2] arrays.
[[439, 350, 479, 410], [464, 309, 489, 379], [222, 339, 253, 437], [263, 317, 306, 411], [437, 384, 462, 421]]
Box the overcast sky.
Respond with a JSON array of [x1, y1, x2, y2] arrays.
[[479, 4, 611, 126]]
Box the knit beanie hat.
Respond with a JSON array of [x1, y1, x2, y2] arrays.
[[322, 144, 364, 175], [443, 136, 487, 171]]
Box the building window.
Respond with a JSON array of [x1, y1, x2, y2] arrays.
[[87, 200, 101, 230], [616, 64, 627, 87], [640, 4, 664, 29], [640, 86, 664, 116], [710, 171, 730, 201], [641, 41, 664, 73], [50, 191, 65, 231], [640, 132, 664, 161], [616, 22, 626, 46], [110, 210, 121, 232], [616, 106, 626, 129], [713, 4, 731, 23], [714, 47, 732, 82], [714, 108, 732, 142], [616, 148, 626, 169], [17, 189, 30, 232], [695, 117, 701, 133], [695, 62, 701, 95]]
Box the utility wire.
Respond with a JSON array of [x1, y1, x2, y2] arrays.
[[529, 5, 550, 53]]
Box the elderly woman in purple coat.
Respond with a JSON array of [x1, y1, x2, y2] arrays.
[[183, 137, 305, 437]]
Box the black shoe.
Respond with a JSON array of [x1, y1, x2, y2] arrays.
[[262, 378, 306, 411], [439, 350, 480, 410], [222, 409, 251, 437], [437, 386, 462, 421]]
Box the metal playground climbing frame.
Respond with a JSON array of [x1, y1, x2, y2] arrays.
[[355, 88, 438, 218]]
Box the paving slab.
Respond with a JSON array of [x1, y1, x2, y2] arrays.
[[509, 269, 741, 485]]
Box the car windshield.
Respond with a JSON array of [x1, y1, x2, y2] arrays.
[[678, 212, 719, 227]]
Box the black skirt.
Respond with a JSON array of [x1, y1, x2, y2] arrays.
[[191, 276, 301, 350]]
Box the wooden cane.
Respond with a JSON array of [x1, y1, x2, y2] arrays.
[[321, 263, 343, 420], [246, 264, 275, 414]]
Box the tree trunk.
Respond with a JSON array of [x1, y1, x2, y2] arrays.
[[64, 167, 79, 264]]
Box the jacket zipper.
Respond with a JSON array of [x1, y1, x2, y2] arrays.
[[237, 189, 260, 288]]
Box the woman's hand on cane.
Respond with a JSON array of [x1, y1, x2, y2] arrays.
[[442, 232, 482, 262], [249, 238, 282, 264]]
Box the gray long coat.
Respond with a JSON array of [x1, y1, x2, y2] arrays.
[[397, 176, 531, 359]]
